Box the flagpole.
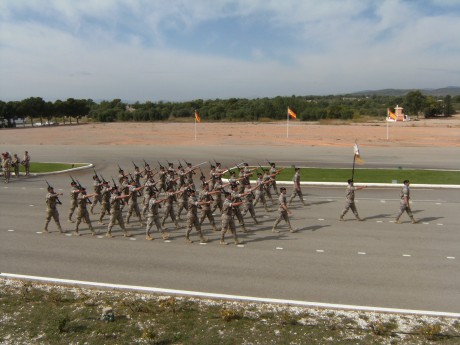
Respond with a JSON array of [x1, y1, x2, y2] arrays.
[[194, 117, 197, 141], [352, 154, 356, 181], [286, 110, 289, 138]]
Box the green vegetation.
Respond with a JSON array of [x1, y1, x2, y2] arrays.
[[237, 167, 460, 185], [21, 162, 86, 174], [1, 90, 459, 127], [1, 280, 459, 345]]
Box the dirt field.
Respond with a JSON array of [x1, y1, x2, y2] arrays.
[[1, 116, 459, 148]]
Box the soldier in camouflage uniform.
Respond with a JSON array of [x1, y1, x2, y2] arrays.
[[68, 181, 79, 222], [177, 183, 191, 220], [145, 191, 169, 240], [289, 168, 307, 206], [22, 151, 31, 176], [90, 174, 103, 214], [44, 186, 64, 233], [185, 162, 196, 190], [126, 180, 145, 225], [12, 153, 20, 178], [395, 180, 418, 224], [142, 176, 159, 216], [269, 162, 281, 195], [253, 173, 273, 212], [158, 165, 167, 193], [339, 179, 366, 221], [220, 192, 244, 245], [185, 189, 208, 243], [1, 153, 11, 183], [211, 176, 230, 213], [161, 185, 182, 229], [272, 187, 294, 233], [241, 183, 260, 224], [230, 183, 249, 233], [106, 186, 131, 238], [198, 183, 220, 232], [74, 187, 97, 236], [98, 180, 111, 224]]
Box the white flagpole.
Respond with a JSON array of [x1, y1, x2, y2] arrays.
[[194, 117, 197, 141], [286, 109, 289, 138]]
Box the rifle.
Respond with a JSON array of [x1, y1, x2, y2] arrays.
[[100, 173, 107, 183], [45, 179, 62, 205], [258, 164, 266, 173], [111, 176, 125, 205], [117, 163, 123, 173], [198, 167, 206, 180], [157, 161, 164, 169], [70, 174, 77, 186], [143, 159, 149, 168], [93, 168, 100, 180], [177, 160, 183, 169], [132, 161, 139, 170], [266, 159, 273, 166], [76, 178, 92, 204]]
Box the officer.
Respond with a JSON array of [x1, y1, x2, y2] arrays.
[[339, 179, 366, 221], [395, 180, 418, 224]]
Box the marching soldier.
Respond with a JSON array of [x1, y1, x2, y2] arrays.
[[158, 165, 167, 193], [106, 186, 131, 238], [220, 192, 244, 245], [145, 191, 169, 240], [141, 175, 159, 216], [90, 174, 103, 214], [98, 180, 111, 224], [289, 168, 307, 206], [44, 185, 64, 233], [68, 181, 79, 222], [125, 179, 145, 226], [74, 187, 97, 236], [242, 183, 260, 224], [185, 189, 209, 243], [198, 183, 220, 232], [339, 179, 366, 221], [230, 183, 250, 233], [211, 176, 230, 213], [269, 162, 280, 195], [272, 187, 294, 233], [253, 173, 273, 212], [177, 183, 190, 220], [161, 185, 182, 229], [395, 180, 419, 224], [185, 162, 196, 190]]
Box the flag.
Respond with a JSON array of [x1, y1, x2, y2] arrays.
[[353, 143, 364, 164], [387, 108, 397, 121], [194, 110, 201, 123], [288, 107, 297, 119]]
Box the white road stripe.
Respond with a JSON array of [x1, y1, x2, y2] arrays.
[[437, 223, 444, 226], [447, 257, 455, 260], [376, 221, 383, 223], [276, 247, 283, 250], [318, 218, 325, 221], [358, 252, 366, 255], [8, 229, 15, 232], [403, 254, 411, 257], [1, 273, 458, 318], [316, 250, 324, 253]]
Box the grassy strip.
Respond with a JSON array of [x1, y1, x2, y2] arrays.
[[226, 167, 460, 185], [1, 280, 459, 345], [19, 162, 86, 174]]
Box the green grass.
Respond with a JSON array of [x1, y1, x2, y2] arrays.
[[19, 162, 86, 174], [1, 280, 459, 345], [227, 167, 460, 185]]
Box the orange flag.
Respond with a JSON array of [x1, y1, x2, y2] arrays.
[[288, 107, 297, 119], [194, 110, 201, 123]]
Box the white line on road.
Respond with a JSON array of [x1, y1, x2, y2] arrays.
[[376, 221, 383, 223], [447, 257, 455, 260], [403, 254, 412, 257], [318, 218, 325, 221], [358, 252, 366, 255], [2, 273, 459, 318], [422, 222, 429, 225], [35, 232, 43, 234], [276, 247, 283, 250], [8, 229, 15, 232], [29, 205, 34, 207], [316, 250, 324, 253], [437, 223, 444, 226]]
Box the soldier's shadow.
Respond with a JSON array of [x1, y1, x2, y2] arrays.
[[417, 216, 443, 222], [309, 200, 336, 206], [297, 225, 331, 232], [362, 213, 392, 220]]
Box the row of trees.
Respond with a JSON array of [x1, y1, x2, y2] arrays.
[[1, 92, 458, 126]]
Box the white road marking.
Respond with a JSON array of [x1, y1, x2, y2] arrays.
[[97, 236, 104, 239], [316, 250, 324, 253], [36, 231, 43, 234], [29, 205, 34, 207], [376, 221, 383, 223], [435, 203, 442, 205], [437, 223, 444, 226], [447, 257, 455, 260], [39, 188, 44, 190], [422, 222, 429, 225], [403, 254, 411, 257], [65, 234, 72, 237], [318, 218, 324, 221], [2, 273, 458, 318], [199, 242, 207, 245], [237, 244, 245, 248], [380, 200, 386, 203], [275, 247, 283, 250], [358, 252, 366, 255], [164, 240, 171, 243], [8, 229, 15, 232]]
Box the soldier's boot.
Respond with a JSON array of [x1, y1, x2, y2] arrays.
[[302, 200, 307, 206], [234, 238, 243, 245], [212, 223, 219, 232], [287, 220, 295, 233], [89, 226, 96, 236], [146, 233, 153, 240], [339, 215, 345, 221], [242, 224, 248, 233], [123, 229, 132, 237], [410, 216, 418, 224], [106, 229, 113, 238], [220, 234, 227, 245], [43, 221, 50, 233], [253, 217, 260, 224], [200, 235, 208, 243], [185, 229, 193, 243], [272, 220, 280, 233], [356, 215, 364, 221], [395, 218, 401, 224], [74, 222, 81, 236], [175, 220, 180, 229], [57, 223, 64, 233], [161, 232, 169, 240]]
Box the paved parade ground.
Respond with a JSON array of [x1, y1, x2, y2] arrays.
[[1, 121, 459, 315]]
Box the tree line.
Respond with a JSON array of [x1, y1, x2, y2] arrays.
[[1, 91, 458, 127]]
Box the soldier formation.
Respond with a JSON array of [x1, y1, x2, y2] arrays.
[[40, 159, 419, 244], [0, 150, 30, 183]]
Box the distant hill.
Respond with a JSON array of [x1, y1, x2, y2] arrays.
[[348, 86, 460, 97]]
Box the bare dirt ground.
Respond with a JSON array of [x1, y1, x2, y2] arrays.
[[1, 116, 459, 148]]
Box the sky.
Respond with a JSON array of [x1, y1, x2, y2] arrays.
[[1, 0, 459, 102]]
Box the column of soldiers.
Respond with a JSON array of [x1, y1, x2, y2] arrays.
[[1, 150, 30, 183], [43, 160, 419, 242]]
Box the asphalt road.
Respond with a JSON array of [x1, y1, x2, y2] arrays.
[[1, 144, 459, 314]]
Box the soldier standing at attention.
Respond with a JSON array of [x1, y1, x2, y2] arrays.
[[185, 189, 209, 244], [106, 186, 131, 238], [44, 185, 64, 233], [145, 191, 169, 240], [74, 187, 97, 236], [289, 167, 307, 206], [12, 153, 21, 178], [22, 151, 31, 176], [68, 181, 79, 222], [395, 180, 419, 224], [198, 183, 220, 232], [340, 179, 366, 221], [2, 153, 11, 183], [98, 180, 111, 224], [90, 174, 103, 214], [220, 192, 244, 245], [272, 187, 294, 233]]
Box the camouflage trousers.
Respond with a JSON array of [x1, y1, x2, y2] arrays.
[[45, 207, 62, 231]]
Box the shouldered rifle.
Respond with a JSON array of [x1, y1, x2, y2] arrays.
[[70, 174, 77, 186], [100, 173, 107, 184], [177, 160, 183, 169], [198, 167, 206, 180], [76, 178, 92, 204], [143, 159, 149, 168], [157, 161, 164, 169], [258, 164, 266, 173], [117, 163, 123, 173], [45, 179, 62, 205], [93, 168, 99, 180], [132, 161, 139, 170], [266, 159, 273, 166]]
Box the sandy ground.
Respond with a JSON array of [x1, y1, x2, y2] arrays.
[[1, 116, 459, 148]]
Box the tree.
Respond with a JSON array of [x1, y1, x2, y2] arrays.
[[444, 95, 454, 117], [404, 90, 426, 119]]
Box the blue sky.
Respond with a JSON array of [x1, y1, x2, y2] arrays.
[[1, 0, 459, 102]]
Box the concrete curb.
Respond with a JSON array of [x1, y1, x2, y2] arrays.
[[20, 162, 93, 177]]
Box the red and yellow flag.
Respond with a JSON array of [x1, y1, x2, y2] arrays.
[[387, 108, 397, 121], [194, 110, 201, 123], [353, 143, 364, 164], [287, 107, 297, 119]]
